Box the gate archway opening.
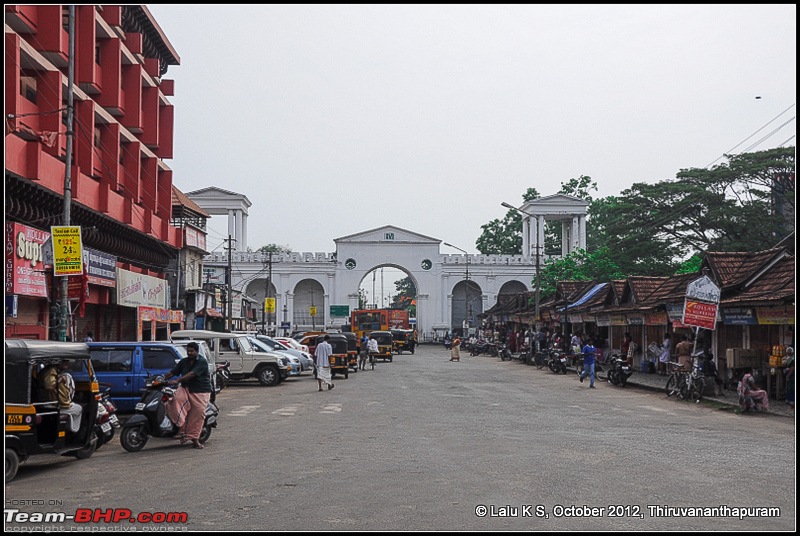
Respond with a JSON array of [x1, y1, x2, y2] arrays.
[[245, 279, 278, 334], [357, 265, 417, 327], [451, 280, 483, 337], [293, 279, 325, 331]]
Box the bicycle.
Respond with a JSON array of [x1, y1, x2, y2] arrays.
[[682, 356, 706, 403], [664, 361, 688, 398]]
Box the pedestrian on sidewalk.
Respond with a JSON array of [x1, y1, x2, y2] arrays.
[[658, 333, 672, 376], [578, 337, 596, 388], [783, 347, 794, 413]]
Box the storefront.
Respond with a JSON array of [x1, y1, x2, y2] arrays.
[[5, 222, 50, 340]]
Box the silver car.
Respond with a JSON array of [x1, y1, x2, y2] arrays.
[[255, 335, 314, 373]]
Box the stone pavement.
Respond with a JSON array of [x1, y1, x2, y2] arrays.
[[588, 362, 795, 419]]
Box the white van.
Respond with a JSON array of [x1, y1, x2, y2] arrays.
[[169, 330, 289, 387]]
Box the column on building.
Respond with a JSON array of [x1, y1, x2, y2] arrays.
[[522, 217, 531, 260], [417, 294, 427, 340], [235, 210, 243, 251], [562, 220, 570, 256], [578, 214, 587, 250], [227, 209, 235, 245], [536, 215, 545, 266], [571, 215, 580, 253], [241, 213, 248, 252]]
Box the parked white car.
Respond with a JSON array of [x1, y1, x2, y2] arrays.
[[275, 336, 310, 355]]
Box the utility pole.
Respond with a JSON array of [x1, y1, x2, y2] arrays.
[[267, 251, 273, 334], [58, 6, 76, 341], [225, 235, 234, 332]]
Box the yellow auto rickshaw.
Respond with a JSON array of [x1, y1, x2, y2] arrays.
[[370, 331, 395, 362], [391, 329, 416, 355], [316, 334, 350, 379], [5, 339, 100, 482]]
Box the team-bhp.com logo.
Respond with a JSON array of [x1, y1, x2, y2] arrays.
[[5, 508, 188, 525]]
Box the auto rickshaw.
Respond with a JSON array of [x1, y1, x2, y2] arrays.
[[5, 339, 100, 482], [316, 334, 350, 379], [391, 329, 416, 355], [370, 331, 395, 362], [342, 332, 359, 372]]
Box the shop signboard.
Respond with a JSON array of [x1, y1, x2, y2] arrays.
[[626, 315, 645, 325], [610, 314, 627, 326], [756, 306, 794, 325], [721, 307, 758, 325], [116, 268, 167, 308], [685, 275, 721, 304], [6, 222, 49, 298], [666, 303, 684, 322], [84, 248, 116, 287], [51, 225, 84, 276], [646, 312, 668, 326], [595, 315, 611, 327], [682, 300, 718, 330]]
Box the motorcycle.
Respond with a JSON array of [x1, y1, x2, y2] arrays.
[[120, 374, 219, 452], [546, 349, 568, 374], [606, 353, 633, 387], [94, 385, 120, 450], [215, 360, 231, 391], [470, 340, 491, 356], [73, 385, 119, 459], [498, 343, 513, 361]]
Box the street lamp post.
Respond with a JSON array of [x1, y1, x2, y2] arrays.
[[444, 242, 470, 337], [501, 202, 541, 329]]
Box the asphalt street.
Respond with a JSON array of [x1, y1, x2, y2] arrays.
[[4, 344, 796, 531]]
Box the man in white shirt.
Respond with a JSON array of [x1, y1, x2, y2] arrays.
[[315, 335, 334, 391]]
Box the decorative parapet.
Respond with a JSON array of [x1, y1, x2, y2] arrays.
[[205, 252, 336, 264], [440, 254, 533, 265]]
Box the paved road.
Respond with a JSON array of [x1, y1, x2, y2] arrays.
[[5, 345, 795, 531]]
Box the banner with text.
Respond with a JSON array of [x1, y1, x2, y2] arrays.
[[116, 268, 167, 308]]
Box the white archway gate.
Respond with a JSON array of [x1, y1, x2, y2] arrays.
[[204, 225, 537, 339]]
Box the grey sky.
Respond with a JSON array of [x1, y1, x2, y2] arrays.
[[148, 4, 797, 256]]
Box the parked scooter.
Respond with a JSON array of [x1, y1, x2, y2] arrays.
[[73, 385, 119, 459], [215, 360, 231, 391], [606, 352, 633, 387], [546, 349, 569, 374], [498, 343, 513, 361], [120, 374, 219, 452]]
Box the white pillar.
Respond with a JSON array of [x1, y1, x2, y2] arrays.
[[522, 217, 530, 259], [417, 293, 428, 340], [235, 210, 243, 251], [571, 215, 580, 252], [241, 213, 248, 252], [286, 292, 294, 332], [227, 209, 235, 242], [536, 215, 545, 264], [578, 215, 587, 250], [562, 221, 570, 256]]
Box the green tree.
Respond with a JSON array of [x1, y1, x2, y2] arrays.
[[539, 247, 625, 299], [257, 244, 292, 253], [475, 188, 540, 254], [674, 253, 703, 275], [390, 276, 417, 317]]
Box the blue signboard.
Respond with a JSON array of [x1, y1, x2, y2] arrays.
[[721, 307, 757, 325]]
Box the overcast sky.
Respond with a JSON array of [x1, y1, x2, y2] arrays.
[[148, 4, 796, 258]]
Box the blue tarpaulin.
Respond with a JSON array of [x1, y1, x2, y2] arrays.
[[559, 283, 608, 312]]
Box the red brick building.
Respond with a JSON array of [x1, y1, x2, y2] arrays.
[[5, 5, 183, 340]]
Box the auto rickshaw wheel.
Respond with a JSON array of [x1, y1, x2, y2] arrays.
[[6, 448, 19, 482], [73, 437, 97, 459], [344, 369, 349, 379]]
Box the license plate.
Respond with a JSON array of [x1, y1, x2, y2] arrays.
[[560, 358, 567, 363], [109, 415, 119, 425], [101, 422, 112, 433], [135, 402, 145, 411]]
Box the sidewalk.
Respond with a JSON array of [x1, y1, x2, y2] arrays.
[[590, 365, 795, 418]]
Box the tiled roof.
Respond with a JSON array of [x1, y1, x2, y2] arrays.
[[721, 256, 795, 305], [624, 276, 669, 304], [703, 248, 785, 289], [172, 185, 210, 217], [645, 272, 700, 305]]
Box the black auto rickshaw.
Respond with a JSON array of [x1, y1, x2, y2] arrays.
[[5, 339, 100, 482], [391, 329, 416, 355], [316, 334, 350, 379], [370, 331, 395, 362], [342, 332, 359, 372]]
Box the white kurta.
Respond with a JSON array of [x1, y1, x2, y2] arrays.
[[315, 341, 333, 386]]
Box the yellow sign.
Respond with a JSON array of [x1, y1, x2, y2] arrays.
[[50, 226, 83, 276], [264, 297, 276, 313], [309, 306, 317, 317]]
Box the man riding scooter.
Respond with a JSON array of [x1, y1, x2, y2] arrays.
[[163, 342, 213, 449]]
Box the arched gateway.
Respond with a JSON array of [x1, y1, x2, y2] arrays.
[[203, 225, 534, 340]]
